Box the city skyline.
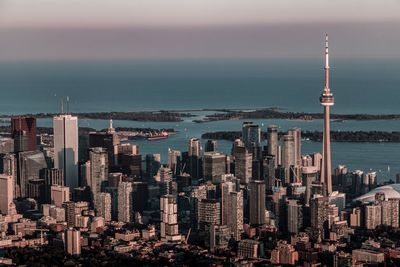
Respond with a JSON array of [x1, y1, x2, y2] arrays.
[[1, 2, 400, 265]]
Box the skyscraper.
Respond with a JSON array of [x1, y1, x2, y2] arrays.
[[286, 199, 303, 234], [0, 174, 14, 215], [249, 180, 266, 225], [188, 138, 202, 181], [89, 147, 108, 209], [319, 34, 334, 196], [234, 140, 252, 184], [242, 122, 261, 150], [53, 114, 79, 190], [89, 120, 120, 167], [18, 151, 48, 198], [97, 192, 112, 222], [267, 125, 278, 167], [227, 191, 244, 240], [167, 149, 181, 176], [287, 128, 301, 167], [118, 181, 133, 223], [282, 134, 295, 184], [11, 117, 37, 152], [203, 152, 226, 183], [160, 195, 181, 242]]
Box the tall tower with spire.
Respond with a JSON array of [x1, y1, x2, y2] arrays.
[[320, 34, 334, 196]]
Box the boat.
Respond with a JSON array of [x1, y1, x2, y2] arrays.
[[147, 131, 169, 141]]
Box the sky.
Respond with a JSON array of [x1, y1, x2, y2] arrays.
[[0, 0, 400, 60]]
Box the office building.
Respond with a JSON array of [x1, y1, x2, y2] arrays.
[[242, 122, 261, 150], [18, 151, 48, 198], [287, 199, 303, 234], [234, 140, 252, 184], [43, 168, 64, 203], [53, 114, 79, 190], [167, 149, 181, 176], [205, 139, 218, 152], [88, 120, 119, 166], [145, 154, 161, 179], [249, 180, 266, 225], [51, 185, 70, 207], [203, 152, 226, 183], [11, 116, 37, 152], [188, 138, 202, 181]]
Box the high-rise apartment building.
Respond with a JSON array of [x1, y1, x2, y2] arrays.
[[118, 181, 133, 223], [227, 191, 244, 240], [160, 195, 181, 242], [89, 147, 108, 209], [65, 228, 81, 256], [97, 192, 112, 222]]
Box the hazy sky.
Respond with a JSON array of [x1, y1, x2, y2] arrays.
[[1, 0, 400, 60]]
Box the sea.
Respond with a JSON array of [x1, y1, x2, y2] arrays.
[[0, 58, 399, 182]]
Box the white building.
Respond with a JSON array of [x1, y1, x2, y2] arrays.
[[65, 228, 81, 256], [53, 114, 79, 189]]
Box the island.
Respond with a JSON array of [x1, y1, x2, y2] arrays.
[[193, 108, 400, 123]]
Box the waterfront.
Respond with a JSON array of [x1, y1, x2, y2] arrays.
[[31, 116, 400, 182], [1, 58, 400, 181]]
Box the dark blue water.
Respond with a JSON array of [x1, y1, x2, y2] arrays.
[[0, 59, 399, 114], [1, 59, 399, 181]]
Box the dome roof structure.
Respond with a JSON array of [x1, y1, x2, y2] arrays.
[[354, 184, 400, 203]]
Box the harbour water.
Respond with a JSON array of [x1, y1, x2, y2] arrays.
[[1, 59, 400, 181]]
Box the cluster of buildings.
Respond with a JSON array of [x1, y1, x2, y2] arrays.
[[1, 35, 400, 266]]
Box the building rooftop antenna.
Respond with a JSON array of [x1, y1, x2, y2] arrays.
[[61, 98, 64, 114], [66, 96, 70, 114]]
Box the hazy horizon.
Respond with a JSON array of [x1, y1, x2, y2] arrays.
[[0, 0, 400, 61]]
